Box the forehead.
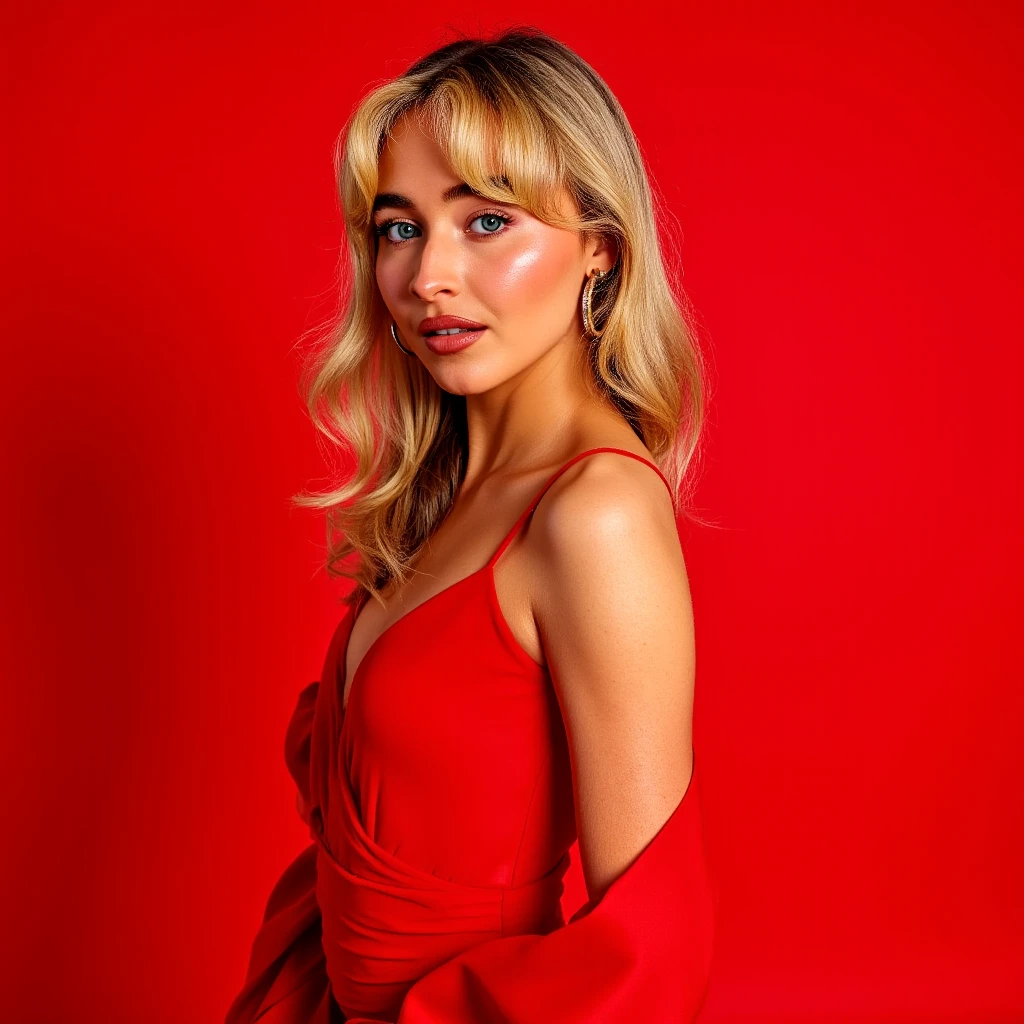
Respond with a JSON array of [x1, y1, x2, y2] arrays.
[[377, 111, 458, 189]]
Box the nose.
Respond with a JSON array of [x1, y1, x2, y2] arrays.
[[409, 230, 461, 303]]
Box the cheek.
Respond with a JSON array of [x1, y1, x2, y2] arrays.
[[476, 229, 580, 311]]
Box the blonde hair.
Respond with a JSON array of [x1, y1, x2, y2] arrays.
[[293, 27, 713, 610]]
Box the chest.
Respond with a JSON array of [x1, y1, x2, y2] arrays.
[[328, 569, 572, 885]]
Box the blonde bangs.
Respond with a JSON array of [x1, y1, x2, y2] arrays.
[[427, 76, 575, 229], [341, 72, 580, 237]]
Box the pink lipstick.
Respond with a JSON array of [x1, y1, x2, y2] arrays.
[[418, 315, 486, 355]]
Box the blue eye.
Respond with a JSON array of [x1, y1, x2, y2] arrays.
[[383, 221, 420, 243], [469, 213, 509, 235]]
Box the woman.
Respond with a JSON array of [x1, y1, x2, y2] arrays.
[[227, 27, 717, 1024]]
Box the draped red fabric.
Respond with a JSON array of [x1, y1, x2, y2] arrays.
[[224, 684, 341, 1024], [395, 757, 715, 1023], [226, 449, 718, 1023]]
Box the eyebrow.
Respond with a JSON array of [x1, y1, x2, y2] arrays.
[[371, 181, 504, 215]]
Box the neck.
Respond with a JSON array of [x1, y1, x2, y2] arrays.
[[462, 336, 621, 484]]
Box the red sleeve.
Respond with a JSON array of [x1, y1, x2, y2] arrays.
[[224, 682, 337, 1024], [396, 759, 718, 1024]]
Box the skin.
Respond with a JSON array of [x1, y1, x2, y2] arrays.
[[344, 109, 695, 904]]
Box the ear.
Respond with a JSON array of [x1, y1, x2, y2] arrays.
[[585, 232, 619, 275]]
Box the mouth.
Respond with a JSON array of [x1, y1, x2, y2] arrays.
[[418, 315, 487, 337]]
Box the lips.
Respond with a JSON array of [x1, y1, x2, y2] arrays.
[[418, 315, 486, 337]]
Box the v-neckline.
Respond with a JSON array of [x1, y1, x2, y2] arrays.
[[340, 564, 493, 716]]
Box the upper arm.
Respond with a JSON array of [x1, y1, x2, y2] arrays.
[[531, 455, 696, 904]]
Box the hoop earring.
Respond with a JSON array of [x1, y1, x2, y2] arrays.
[[391, 321, 415, 356], [581, 269, 609, 340]]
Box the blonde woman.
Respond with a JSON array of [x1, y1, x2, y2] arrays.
[[227, 27, 716, 1024]]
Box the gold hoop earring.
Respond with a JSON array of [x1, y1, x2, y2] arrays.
[[581, 269, 608, 340], [391, 320, 415, 356]]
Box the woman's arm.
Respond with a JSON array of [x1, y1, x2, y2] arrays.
[[532, 455, 696, 905]]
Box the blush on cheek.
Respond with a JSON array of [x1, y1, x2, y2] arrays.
[[465, 230, 584, 360], [481, 232, 581, 313]]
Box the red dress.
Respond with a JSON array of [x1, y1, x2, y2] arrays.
[[225, 447, 717, 1023]]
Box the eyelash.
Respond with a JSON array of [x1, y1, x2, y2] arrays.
[[374, 210, 513, 245]]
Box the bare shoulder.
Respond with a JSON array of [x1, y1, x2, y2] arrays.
[[529, 449, 690, 631], [533, 448, 680, 548], [527, 448, 696, 903]]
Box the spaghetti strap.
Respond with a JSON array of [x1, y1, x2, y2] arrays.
[[486, 446, 673, 569]]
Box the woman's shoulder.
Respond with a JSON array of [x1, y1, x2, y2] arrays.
[[534, 441, 676, 537], [524, 439, 682, 600]]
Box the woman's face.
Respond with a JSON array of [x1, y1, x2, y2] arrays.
[[373, 111, 613, 394]]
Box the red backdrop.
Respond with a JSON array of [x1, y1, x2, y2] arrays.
[[4, 3, 1022, 1022]]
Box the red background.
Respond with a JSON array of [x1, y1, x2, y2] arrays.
[[4, 3, 1022, 1022]]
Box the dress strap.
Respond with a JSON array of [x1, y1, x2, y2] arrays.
[[486, 447, 674, 570]]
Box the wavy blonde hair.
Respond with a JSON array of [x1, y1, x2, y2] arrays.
[[293, 27, 713, 611]]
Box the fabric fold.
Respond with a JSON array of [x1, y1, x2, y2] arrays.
[[316, 738, 568, 1020], [394, 755, 717, 1023]]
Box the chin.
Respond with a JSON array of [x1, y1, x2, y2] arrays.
[[431, 373, 492, 398], [427, 361, 512, 398]]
